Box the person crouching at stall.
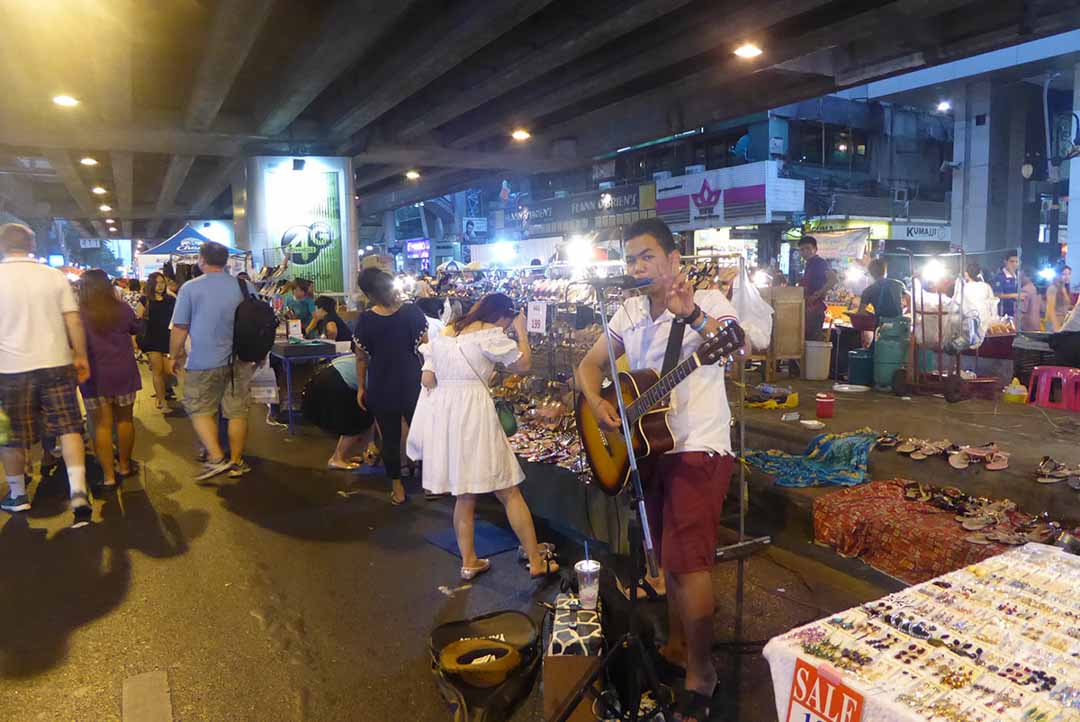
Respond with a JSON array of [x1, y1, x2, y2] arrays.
[[302, 354, 376, 470], [406, 293, 558, 582]]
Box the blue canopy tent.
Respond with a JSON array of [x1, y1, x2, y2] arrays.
[[136, 225, 251, 278]]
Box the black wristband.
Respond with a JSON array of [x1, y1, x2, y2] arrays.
[[681, 305, 703, 326]]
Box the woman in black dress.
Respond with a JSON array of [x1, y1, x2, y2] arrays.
[[354, 268, 428, 505], [137, 271, 176, 410], [309, 295, 351, 342]]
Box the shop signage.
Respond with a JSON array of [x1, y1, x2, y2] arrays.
[[80, 239, 101, 249], [785, 659, 863, 722], [656, 160, 803, 229], [405, 238, 431, 259], [462, 217, 487, 233], [512, 184, 646, 229], [892, 223, 950, 242], [527, 301, 548, 334]]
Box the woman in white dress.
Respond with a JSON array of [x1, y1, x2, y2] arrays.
[[408, 294, 558, 581]]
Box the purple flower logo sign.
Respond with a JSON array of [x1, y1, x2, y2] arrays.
[[690, 178, 722, 220]]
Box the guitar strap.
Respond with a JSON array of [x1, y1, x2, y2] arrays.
[[661, 318, 686, 377]]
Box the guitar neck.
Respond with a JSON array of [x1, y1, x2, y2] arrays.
[[625, 354, 701, 423]]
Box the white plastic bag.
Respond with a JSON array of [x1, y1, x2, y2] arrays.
[[731, 266, 773, 351], [250, 363, 279, 404]]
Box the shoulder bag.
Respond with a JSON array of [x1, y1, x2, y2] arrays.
[[456, 334, 519, 437]]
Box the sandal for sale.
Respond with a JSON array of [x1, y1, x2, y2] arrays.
[[1069, 476, 1080, 492], [985, 452, 1010, 471], [876, 433, 899, 448], [896, 438, 921, 454], [948, 452, 970, 470], [965, 534, 992, 545], [1037, 476, 1065, 484], [910, 450, 929, 460], [1039, 456, 1068, 476], [965, 444, 999, 462]]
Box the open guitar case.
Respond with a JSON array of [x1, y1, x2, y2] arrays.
[[429, 610, 541, 722]]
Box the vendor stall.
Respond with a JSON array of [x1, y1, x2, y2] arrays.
[[136, 225, 252, 279], [763, 543, 1080, 722]]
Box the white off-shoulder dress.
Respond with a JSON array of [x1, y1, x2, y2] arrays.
[[406, 328, 525, 496]]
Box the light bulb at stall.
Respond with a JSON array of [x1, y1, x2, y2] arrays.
[[921, 259, 946, 285]]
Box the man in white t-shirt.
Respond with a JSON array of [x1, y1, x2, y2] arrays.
[[577, 218, 740, 718], [0, 223, 93, 527]]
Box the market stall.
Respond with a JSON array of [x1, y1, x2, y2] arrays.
[[136, 225, 252, 279], [763, 543, 1080, 722]]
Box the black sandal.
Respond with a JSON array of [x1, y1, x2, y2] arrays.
[[673, 689, 712, 722]]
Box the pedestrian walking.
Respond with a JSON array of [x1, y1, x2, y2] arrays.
[[0, 223, 93, 527], [137, 271, 177, 410], [167, 242, 258, 481], [78, 269, 143, 489]]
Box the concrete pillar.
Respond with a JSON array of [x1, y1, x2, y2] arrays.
[[245, 156, 358, 298], [382, 210, 396, 245], [1068, 64, 1080, 274], [231, 159, 249, 251], [951, 81, 993, 251], [1004, 87, 1028, 249]]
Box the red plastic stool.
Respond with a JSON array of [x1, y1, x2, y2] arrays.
[[1027, 366, 1079, 410]]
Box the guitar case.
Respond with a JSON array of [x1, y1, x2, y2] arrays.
[[429, 610, 541, 722]]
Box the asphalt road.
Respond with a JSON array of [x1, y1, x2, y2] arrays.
[[0, 381, 895, 721]]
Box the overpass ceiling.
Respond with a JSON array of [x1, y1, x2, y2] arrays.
[[0, 0, 1076, 236]]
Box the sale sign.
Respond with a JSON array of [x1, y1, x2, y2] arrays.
[[785, 659, 864, 722]]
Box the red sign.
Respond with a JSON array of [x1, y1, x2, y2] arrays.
[[785, 658, 864, 722]]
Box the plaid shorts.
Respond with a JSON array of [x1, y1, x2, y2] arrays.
[[0, 366, 84, 448], [82, 391, 138, 411]]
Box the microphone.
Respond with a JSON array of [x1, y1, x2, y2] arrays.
[[583, 275, 653, 289]]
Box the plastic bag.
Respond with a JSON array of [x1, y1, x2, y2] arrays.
[[250, 363, 279, 404], [731, 266, 773, 351]]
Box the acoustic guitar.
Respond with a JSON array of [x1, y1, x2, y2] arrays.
[[574, 321, 745, 496]]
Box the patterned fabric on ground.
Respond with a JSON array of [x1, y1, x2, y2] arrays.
[[745, 428, 877, 487], [813, 479, 1007, 584]]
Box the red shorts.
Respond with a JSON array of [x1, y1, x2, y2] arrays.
[[644, 452, 734, 575]]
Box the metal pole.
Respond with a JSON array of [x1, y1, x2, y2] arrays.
[[593, 286, 659, 578]]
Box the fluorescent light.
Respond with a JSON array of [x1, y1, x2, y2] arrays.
[[936, 100, 952, 113], [837, 144, 848, 152], [405, 170, 421, 180], [493, 241, 517, 264], [845, 266, 866, 283], [104, 218, 115, 223], [752, 270, 770, 287], [99, 204, 112, 212], [1039, 267, 1057, 281], [91, 186, 107, 195], [365, 245, 374, 251], [53, 95, 79, 107], [734, 43, 763, 59], [511, 129, 531, 142], [80, 157, 98, 166], [109, 227, 118, 233]]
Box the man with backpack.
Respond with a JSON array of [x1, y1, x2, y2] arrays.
[[168, 242, 272, 481]]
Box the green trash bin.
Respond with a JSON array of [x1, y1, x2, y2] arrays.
[[848, 348, 874, 386]]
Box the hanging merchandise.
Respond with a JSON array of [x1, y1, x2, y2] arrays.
[[731, 265, 774, 351]]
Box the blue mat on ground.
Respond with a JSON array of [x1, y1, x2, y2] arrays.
[[745, 428, 878, 488], [425, 521, 518, 559]]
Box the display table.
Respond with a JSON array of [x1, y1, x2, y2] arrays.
[[269, 348, 349, 433], [764, 544, 1080, 722]]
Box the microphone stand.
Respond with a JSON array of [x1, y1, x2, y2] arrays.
[[552, 282, 670, 722]]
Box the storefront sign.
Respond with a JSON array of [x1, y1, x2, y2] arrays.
[[462, 217, 487, 233], [511, 184, 650, 230], [785, 659, 864, 722], [891, 223, 950, 242], [656, 161, 803, 230], [80, 238, 101, 249], [527, 301, 548, 334], [405, 238, 431, 260], [815, 228, 871, 260]]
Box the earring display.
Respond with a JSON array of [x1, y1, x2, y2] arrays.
[[764, 544, 1080, 721]]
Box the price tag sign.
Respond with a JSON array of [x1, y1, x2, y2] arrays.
[[527, 301, 548, 335], [287, 319, 303, 339], [785, 659, 864, 722]]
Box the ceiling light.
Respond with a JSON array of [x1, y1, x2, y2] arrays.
[[104, 218, 115, 223], [99, 204, 111, 212], [91, 186, 107, 195], [936, 100, 952, 113], [80, 157, 98, 166], [734, 43, 763, 59], [108, 227, 118, 233], [511, 129, 531, 142], [837, 144, 848, 152], [405, 170, 421, 180], [52, 95, 79, 107]]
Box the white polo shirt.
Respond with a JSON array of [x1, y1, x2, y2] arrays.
[[608, 290, 738, 456], [0, 257, 77, 374]]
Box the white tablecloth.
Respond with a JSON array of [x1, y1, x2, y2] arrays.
[[763, 544, 1080, 722]]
